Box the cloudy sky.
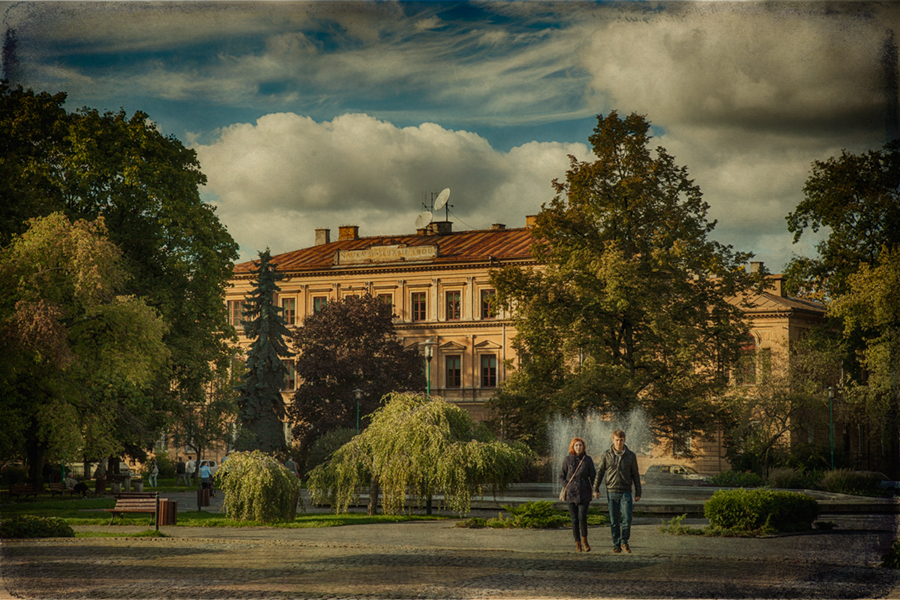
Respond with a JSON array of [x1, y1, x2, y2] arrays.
[[3, 1, 898, 270]]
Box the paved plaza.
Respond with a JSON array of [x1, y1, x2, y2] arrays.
[[2, 489, 900, 599]]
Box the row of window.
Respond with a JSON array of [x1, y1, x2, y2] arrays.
[[279, 354, 497, 391], [228, 289, 497, 327]]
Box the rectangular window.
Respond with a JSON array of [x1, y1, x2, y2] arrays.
[[377, 293, 392, 305], [481, 354, 497, 388], [281, 297, 296, 326], [481, 289, 497, 319], [733, 337, 757, 385], [412, 292, 427, 321], [313, 296, 327, 313], [281, 359, 296, 391], [228, 300, 247, 328], [446, 355, 461, 388], [445, 291, 461, 321]]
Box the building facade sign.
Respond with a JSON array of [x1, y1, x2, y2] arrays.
[[337, 245, 438, 265]]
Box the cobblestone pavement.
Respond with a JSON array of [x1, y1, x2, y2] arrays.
[[2, 514, 899, 599]]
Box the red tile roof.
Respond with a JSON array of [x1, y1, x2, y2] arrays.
[[233, 226, 537, 275]]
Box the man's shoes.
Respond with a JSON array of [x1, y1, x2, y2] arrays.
[[613, 545, 622, 553], [623, 543, 632, 554]]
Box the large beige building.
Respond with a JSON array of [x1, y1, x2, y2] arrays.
[[227, 218, 538, 424], [225, 217, 827, 473]]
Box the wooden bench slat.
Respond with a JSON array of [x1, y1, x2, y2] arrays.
[[105, 493, 159, 526]]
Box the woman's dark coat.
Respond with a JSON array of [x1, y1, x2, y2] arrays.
[[558, 453, 597, 505]]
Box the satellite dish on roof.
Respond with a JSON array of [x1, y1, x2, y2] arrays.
[[434, 188, 450, 211], [415, 211, 433, 229]]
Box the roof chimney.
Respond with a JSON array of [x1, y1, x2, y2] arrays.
[[338, 225, 359, 241], [315, 228, 331, 246], [526, 215, 538, 228], [492, 223, 507, 231], [749, 261, 764, 273]]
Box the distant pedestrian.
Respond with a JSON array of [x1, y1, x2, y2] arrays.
[[559, 437, 596, 553], [284, 456, 298, 478], [200, 462, 215, 497], [176, 456, 189, 485], [186, 456, 196, 484], [148, 458, 159, 488], [593, 430, 641, 554]]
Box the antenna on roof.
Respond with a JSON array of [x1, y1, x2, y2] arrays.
[[434, 188, 451, 221]]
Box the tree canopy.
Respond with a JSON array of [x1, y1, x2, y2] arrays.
[[828, 247, 900, 476], [307, 393, 533, 515], [288, 294, 422, 454], [785, 140, 900, 302], [0, 213, 169, 485], [489, 111, 764, 453], [0, 83, 239, 464], [235, 249, 293, 453]]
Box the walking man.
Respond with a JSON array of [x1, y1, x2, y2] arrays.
[[176, 456, 189, 486], [185, 455, 196, 485], [593, 430, 641, 554]]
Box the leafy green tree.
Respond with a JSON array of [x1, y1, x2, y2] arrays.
[[288, 294, 422, 456], [0, 213, 169, 487], [829, 247, 900, 477], [307, 393, 533, 515], [235, 250, 293, 453], [723, 333, 843, 475], [216, 450, 303, 522], [490, 111, 763, 453], [0, 83, 239, 461], [785, 140, 900, 302], [170, 357, 241, 479]]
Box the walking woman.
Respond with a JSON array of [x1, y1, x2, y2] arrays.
[[559, 437, 597, 552]]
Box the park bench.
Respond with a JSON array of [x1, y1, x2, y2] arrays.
[[105, 492, 160, 528], [8, 484, 38, 500], [48, 482, 68, 497]]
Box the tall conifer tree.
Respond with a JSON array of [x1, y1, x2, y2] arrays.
[[236, 249, 293, 453]]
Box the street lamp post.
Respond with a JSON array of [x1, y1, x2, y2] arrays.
[[420, 338, 436, 395], [352, 388, 363, 434], [828, 386, 835, 470]]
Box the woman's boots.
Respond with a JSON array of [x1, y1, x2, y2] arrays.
[[581, 537, 590, 552], [575, 540, 582, 552]]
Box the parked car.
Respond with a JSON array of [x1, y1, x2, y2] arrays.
[[643, 464, 711, 486], [873, 472, 900, 495]]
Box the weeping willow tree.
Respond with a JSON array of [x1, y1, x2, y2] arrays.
[[307, 393, 533, 515], [215, 450, 303, 522]]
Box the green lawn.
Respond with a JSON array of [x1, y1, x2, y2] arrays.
[[1, 496, 446, 529]]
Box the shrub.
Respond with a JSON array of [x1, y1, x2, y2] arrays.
[[215, 450, 303, 522], [0, 515, 75, 538], [704, 489, 819, 533], [819, 469, 882, 496], [708, 470, 766, 488], [455, 501, 608, 529], [304, 428, 356, 477], [1, 465, 27, 485], [882, 540, 900, 569], [767, 468, 822, 490], [501, 501, 570, 528], [153, 452, 176, 479]]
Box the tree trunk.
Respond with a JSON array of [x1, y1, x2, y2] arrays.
[[367, 477, 380, 516]]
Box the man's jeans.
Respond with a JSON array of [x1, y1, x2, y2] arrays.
[[607, 491, 634, 546]]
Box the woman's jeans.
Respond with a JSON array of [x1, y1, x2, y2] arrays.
[[567, 502, 590, 540], [607, 491, 633, 546], [149, 475, 157, 487]]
